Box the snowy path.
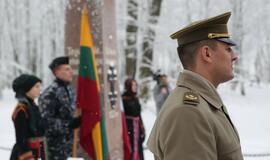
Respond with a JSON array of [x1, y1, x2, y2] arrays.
[[1, 85, 270, 159]]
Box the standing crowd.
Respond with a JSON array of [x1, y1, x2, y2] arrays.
[[10, 57, 81, 160], [10, 11, 244, 160], [10, 56, 154, 160]]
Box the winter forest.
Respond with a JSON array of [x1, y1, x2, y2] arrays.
[[1, 0, 270, 98], [1, 0, 270, 159]]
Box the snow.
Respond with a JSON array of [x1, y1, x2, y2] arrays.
[[219, 84, 270, 154], [1, 84, 270, 160], [0, 88, 16, 158]]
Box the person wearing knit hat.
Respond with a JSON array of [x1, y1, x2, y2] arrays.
[[38, 56, 81, 159], [12, 74, 42, 98], [10, 74, 47, 160], [147, 12, 244, 160]]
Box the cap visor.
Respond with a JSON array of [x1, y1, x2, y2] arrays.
[[217, 38, 236, 46]]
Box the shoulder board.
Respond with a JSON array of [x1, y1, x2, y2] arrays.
[[18, 151, 33, 160], [12, 103, 28, 121], [183, 92, 200, 106]]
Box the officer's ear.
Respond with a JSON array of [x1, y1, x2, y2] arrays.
[[199, 45, 213, 63], [53, 65, 63, 77]]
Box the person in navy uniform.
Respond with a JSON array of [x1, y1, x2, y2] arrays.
[[38, 56, 81, 160], [10, 74, 46, 160]]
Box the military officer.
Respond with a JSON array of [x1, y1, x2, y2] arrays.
[[38, 56, 81, 160], [147, 12, 244, 160]]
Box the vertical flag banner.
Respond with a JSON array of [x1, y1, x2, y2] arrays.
[[76, 7, 109, 160]]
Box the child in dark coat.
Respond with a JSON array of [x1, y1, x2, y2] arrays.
[[10, 74, 46, 160]]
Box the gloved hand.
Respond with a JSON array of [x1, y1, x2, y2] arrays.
[[68, 116, 81, 129]]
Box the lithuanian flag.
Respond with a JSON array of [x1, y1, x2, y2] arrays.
[[76, 7, 109, 160]]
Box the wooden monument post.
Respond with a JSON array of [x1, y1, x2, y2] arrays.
[[65, 0, 123, 159]]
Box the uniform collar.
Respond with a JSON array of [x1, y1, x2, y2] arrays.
[[54, 78, 70, 86], [177, 70, 223, 109]]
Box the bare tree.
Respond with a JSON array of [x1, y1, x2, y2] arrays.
[[125, 0, 140, 78], [138, 0, 163, 101], [0, 0, 67, 91], [254, 0, 270, 84], [230, 0, 246, 95]]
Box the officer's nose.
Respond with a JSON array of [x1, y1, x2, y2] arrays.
[[232, 51, 238, 62]]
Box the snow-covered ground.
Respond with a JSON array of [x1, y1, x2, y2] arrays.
[[1, 84, 270, 160]]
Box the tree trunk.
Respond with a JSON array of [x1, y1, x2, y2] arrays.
[[139, 0, 163, 101], [65, 0, 123, 159], [231, 0, 245, 96], [125, 0, 140, 78]]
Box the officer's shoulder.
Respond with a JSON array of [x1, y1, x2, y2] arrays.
[[182, 91, 200, 106]]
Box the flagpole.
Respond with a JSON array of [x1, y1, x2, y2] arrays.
[[72, 108, 81, 157]]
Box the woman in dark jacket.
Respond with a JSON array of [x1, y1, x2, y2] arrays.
[[122, 78, 145, 160], [10, 74, 46, 160]]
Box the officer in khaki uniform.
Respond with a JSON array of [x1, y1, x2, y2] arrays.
[[147, 12, 244, 160]]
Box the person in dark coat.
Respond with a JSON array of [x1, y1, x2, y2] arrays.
[[10, 74, 46, 160], [38, 56, 81, 160], [122, 78, 145, 160]]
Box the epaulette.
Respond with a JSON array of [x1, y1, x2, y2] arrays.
[[12, 103, 28, 121], [18, 151, 33, 160], [183, 92, 200, 106]]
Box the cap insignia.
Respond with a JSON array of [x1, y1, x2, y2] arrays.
[[208, 33, 229, 39]]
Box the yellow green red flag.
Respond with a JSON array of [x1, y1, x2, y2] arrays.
[[76, 7, 109, 160]]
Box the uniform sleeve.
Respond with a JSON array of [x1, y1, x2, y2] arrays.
[[14, 111, 33, 160], [38, 92, 70, 136], [160, 106, 217, 160]]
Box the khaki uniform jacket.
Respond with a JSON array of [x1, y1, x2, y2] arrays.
[[147, 70, 244, 160]]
